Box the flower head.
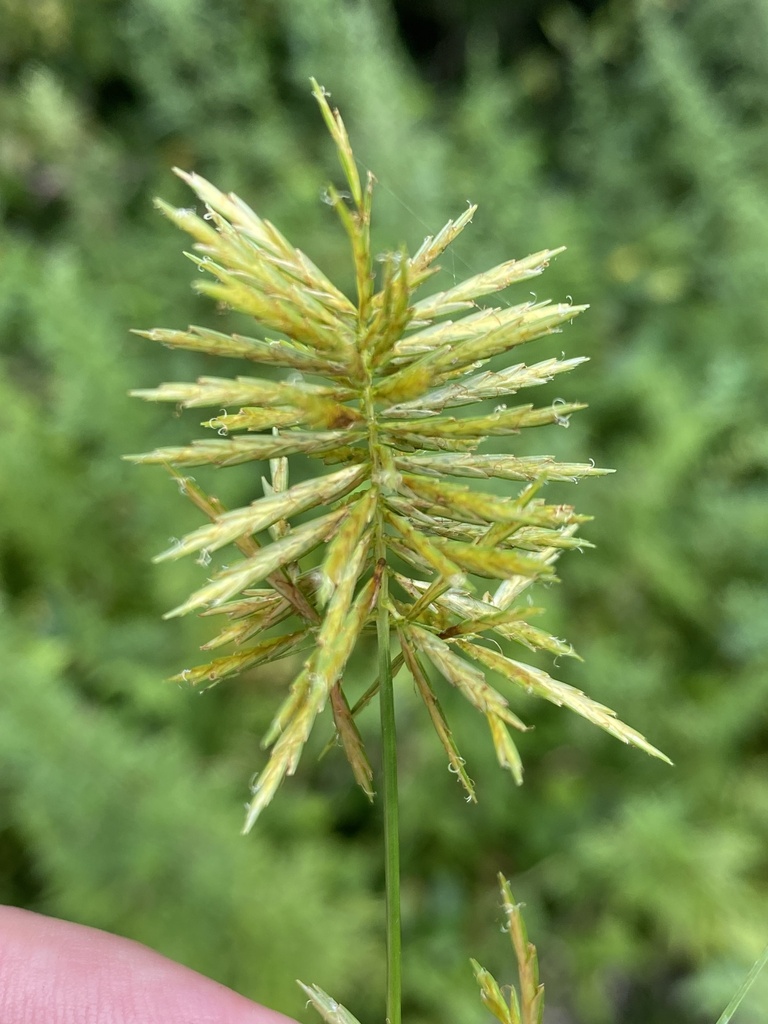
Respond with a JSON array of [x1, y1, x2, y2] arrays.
[[128, 80, 668, 832]]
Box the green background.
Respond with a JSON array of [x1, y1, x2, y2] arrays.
[[2, 1, 767, 1021]]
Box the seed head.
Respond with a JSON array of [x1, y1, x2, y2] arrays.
[[128, 80, 667, 831]]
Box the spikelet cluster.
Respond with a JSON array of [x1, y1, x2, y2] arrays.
[[128, 81, 668, 832], [471, 874, 545, 1024], [300, 873, 544, 1024]]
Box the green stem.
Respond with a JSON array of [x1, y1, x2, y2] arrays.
[[714, 943, 768, 1024], [376, 548, 401, 1024], [364, 326, 401, 1024]]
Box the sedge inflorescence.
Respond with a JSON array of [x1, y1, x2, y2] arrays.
[[128, 80, 668, 835]]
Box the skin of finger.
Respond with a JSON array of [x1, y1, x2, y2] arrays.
[[0, 905, 299, 1024]]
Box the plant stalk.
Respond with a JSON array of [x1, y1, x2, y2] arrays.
[[376, 539, 401, 1024], [365, 308, 401, 1024]]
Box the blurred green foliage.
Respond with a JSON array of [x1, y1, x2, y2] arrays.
[[1, 1, 767, 1022]]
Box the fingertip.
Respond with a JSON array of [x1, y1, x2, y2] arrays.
[[0, 906, 297, 1024]]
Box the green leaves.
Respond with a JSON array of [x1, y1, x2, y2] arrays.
[[129, 81, 666, 831]]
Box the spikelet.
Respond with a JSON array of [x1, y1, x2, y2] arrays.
[[471, 874, 545, 1024], [128, 79, 667, 832]]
